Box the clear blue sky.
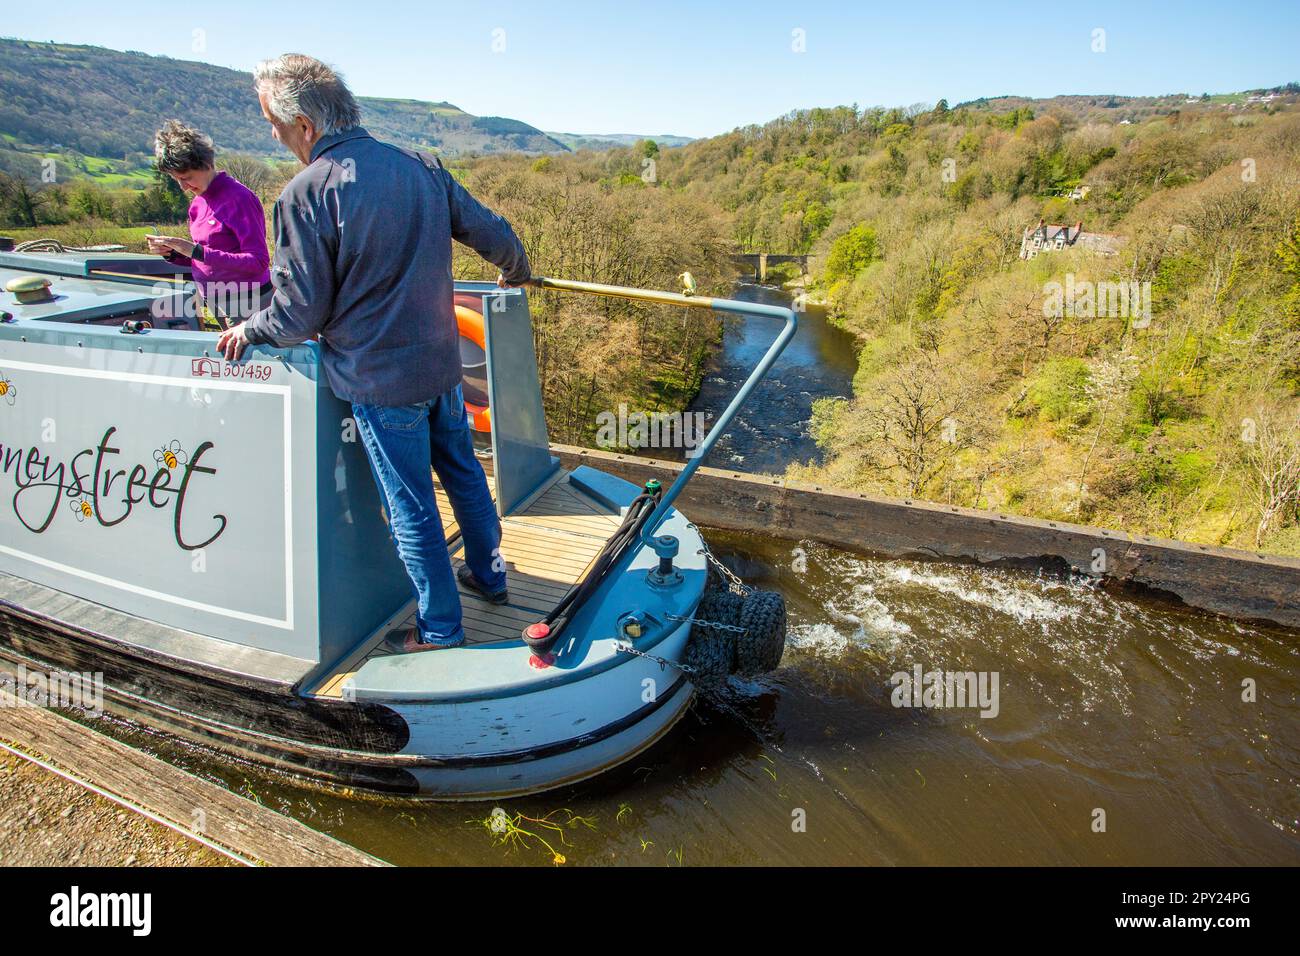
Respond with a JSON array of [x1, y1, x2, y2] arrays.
[[5, 0, 1298, 138]]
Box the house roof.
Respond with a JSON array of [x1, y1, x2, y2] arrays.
[[1028, 220, 1084, 243]]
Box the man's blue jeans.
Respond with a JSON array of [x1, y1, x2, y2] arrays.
[[352, 385, 505, 647]]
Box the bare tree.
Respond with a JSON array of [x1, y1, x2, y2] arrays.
[[1241, 408, 1300, 547], [847, 348, 988, 496], [216, 154, 277, 202]]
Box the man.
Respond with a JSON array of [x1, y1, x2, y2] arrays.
[[218, 54, 530, 652]]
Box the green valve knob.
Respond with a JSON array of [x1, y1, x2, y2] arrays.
[[644, 479, 661, 495]]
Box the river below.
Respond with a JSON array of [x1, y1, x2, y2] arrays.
[[682, 282, 857, 474]]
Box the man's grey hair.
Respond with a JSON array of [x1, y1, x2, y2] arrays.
[[254, 54, 361, 136], [154, 120, 215, 172]]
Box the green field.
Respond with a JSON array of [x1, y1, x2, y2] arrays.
[[0, 222, 187, 252], [1, 144, 154, 189], [75, 154, 153, 186], [41, 151, 154, 187]]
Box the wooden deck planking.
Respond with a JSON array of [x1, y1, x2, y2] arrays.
[[314, 671, 353, 699], [504, 480, 623, 538], [312, 468, 618, 698]]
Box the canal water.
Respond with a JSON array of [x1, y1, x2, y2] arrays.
[[683, 282, 857, 474], [82, 280, 1297, 865], [98, 533, 1297, 867]]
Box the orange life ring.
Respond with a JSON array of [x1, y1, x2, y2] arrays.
[[455, 304, 485, 349], [455, 303, 491, 433]]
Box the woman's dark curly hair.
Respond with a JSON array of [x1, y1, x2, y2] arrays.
[[154, 119, 216, 173]]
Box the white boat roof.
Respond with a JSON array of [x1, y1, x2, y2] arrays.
[[0, 251, 182, 323]]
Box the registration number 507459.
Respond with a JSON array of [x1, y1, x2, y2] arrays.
[[222, 362, 274, 382]]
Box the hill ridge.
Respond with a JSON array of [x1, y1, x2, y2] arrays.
[[0, 37, 568, 163]]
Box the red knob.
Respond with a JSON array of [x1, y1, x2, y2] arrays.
[[527, 651, 556, 670]]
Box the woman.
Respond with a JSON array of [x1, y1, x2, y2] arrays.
[[146, 120, 271, 327]]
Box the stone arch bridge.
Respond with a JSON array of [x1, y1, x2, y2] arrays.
[[733, 253, 809, 282]]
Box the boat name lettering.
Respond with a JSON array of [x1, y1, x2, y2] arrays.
[[0, 426, 226, 550]]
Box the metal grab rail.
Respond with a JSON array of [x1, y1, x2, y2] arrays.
[[525, 275, 799, 545]]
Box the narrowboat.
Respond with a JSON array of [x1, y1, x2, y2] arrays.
[[0, 245, 793, 798]]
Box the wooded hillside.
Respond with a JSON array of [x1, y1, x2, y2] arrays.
[[0, 38, 568, 172]]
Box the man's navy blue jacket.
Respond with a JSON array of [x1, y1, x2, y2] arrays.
[[243, 126, 532, 406]]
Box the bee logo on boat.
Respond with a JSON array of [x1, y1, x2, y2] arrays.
[[153, 440, 188, 471], [69, 497, 94, 522], [0, 372, 15, 406]]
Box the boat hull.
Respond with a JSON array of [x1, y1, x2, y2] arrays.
[[0, 260, 714, 800], [0, 597, 696, 798]]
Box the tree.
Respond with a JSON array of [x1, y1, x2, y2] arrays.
[[822, 347, 988, 497], [1241, 408, 1300, 547], [0, 172, 47, 227], [217, 153, 276, 202], [65, 181, 116, 221], [824, 223, 878, 283], [131, 163, 188, 223], [1275, 211, 1300, 323]]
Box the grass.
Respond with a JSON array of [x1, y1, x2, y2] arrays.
[[56, 153, 153, 187], [1, 222, 187, 252], [75, 155, 153, 187], [471, 807, 598, 866], [2, 145, 154, 189]]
